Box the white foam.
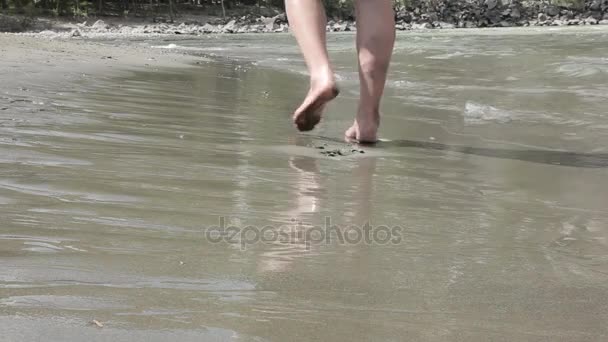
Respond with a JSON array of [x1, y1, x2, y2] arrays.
[[463, 102, 514, 125]]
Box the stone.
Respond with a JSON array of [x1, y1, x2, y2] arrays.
[[567, 18, 580, 25], [510, 8, 521, 19], [485, 0, 498, 10], [538, 13, 548, 22], [544, 6, 560, 17], [91, 19, 109, 30], [599, 19, 608, 25], [261, 16, 278, 31], [397, 10, 413, 23], [590, 11, 603, 20], [274, 24, 288, 33], [222, 20, 237, 33], [276, 13, 287, 23], [413, 22, 434, 29], [70, 28, 81, 37], [438, 22, 456, 29], [585, 16, 598, 24], [201, 23, 215, 33], [332, 22, 347, 32], [589, 0, 602, 11]]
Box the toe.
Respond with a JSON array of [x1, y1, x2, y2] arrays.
[[345, 123, 357, 140]]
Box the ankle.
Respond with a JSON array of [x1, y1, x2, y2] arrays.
[[310, 69, 335, 88], [357, 108, 380, 126]]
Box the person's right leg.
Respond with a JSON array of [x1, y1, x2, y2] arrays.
[[345, 0, 395, 143], [285, 0, 339, 132]]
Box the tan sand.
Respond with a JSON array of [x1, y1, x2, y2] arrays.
[[0, 33, 203, 93]]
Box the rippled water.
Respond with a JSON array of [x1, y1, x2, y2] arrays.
[[2, 27, 608, 341]]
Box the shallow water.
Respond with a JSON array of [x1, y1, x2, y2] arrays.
[[2, 27, 608, 341]]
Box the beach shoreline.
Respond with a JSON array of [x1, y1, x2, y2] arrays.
[[0, 33, 203, 85], [0, 33, 207, 115]]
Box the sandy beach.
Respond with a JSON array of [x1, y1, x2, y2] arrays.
[[0, 33, 201, 92]]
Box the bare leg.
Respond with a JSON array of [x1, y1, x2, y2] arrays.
[[345, 0, 395, 143], [285, 0, 339, 131]]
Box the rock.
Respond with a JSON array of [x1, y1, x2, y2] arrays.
[[538, 13, 548, 22], [413, 22, 434, 29], [438, 22, 455, 29], [274, 24, 288, 33], [567, 18, 580, 25], [397, 11, 413, 23], [544, 5, 560, 17], [599, 19, 608, 25], [222, 20, 237, 33], [590, 11, 603, 20], [585, 16, 598, 24], [499, 20, 512, 27], [604, 13, 608, 20], [276, 13, 287, 23], [258, 6, 279, 17], [485, 0, 498, 10], [201, 23, 215, 33], [553, 19, 566, 26], [70, 28, 81, 37], [589, 0, 602, 11], [510, 8, 521, 19], [332, 22, 347, 32], [465, 20, 477, 28], [261, 16, 278, 31], [38, 30, 56, 36], [561, 11, 574, 20], [91, 19, 108, 30]]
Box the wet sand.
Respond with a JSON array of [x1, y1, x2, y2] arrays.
[[2, 29, 608, 341]]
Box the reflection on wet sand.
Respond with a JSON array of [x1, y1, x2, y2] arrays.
[[258, 146, 379, 274]]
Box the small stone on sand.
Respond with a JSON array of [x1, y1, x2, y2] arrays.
[[91, 320, 104, 328]]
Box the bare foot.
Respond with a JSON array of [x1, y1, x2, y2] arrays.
[[293, 78, 339, 132], [345, 111, 379, 143]]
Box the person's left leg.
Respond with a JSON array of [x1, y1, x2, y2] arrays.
[[285, 0, 339, 132]]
